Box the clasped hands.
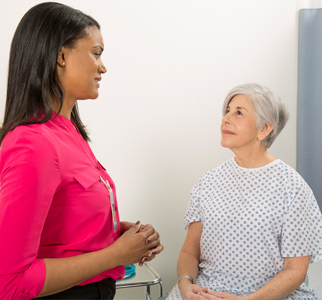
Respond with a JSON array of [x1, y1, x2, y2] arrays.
[[180, 282, 244, 300], [118, 221, 163, 266]]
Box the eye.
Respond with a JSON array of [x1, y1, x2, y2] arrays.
[[225, 109, 230, 115], [94, 52, 102, 58], [236, 110, 243, 116]]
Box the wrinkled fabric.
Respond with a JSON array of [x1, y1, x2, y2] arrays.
[[0, 113, 124, 300], [168, 158, 322, 299]]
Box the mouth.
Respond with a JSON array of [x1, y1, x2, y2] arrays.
[[94, 77, 101, 87], [222, 129, 235, 135]]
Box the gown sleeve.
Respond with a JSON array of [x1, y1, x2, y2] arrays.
[[281, 181, 322, 263], [184, 176, 204, 229]]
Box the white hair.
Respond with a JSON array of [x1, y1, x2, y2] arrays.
[[222, 83, 289, 149]]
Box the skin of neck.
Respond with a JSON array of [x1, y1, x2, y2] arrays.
[[231, 143, 277, 169], [52, 97, 75, 120]]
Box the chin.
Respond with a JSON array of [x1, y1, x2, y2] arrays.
[[77, 93, 99, 100], [221, 144, 230, 149], [87, 93, 99, 100], [221, 139, 231, 149]]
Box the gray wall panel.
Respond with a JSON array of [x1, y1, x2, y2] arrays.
[[298, 9, 322, 209]]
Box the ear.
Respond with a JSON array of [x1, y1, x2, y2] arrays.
[[57, 48, 66, 67], [258, 123, 273, 141]]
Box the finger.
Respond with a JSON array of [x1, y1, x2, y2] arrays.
[[206, 291, 230, 297], [138, 227, 155, 240], [199, 291, 221, 299], [140, 256, 150, 264], [127, 221, 141, 233], [141, 251, 156, 263], [143, 223, 155, 233], [189, 291, 212, 300], [150, 244, 164, 255], [147, 237, 163, 252], [146, 230, 160, 244], [140, 224, 147, 231], [138, 256, 149, 266], [140, 245, 160, 263]]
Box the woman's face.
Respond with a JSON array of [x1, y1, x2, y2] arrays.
[[57, 26, 106, 103], [221, 94, 260, 151]]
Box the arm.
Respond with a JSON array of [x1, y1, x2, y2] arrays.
[[177, 221, 208, 300], [0, 129, 163, 300], [38, 222, 161, 297], [245, 256, 309, 300], [201, 256, 309, 300], [0, 130, 61, 300]]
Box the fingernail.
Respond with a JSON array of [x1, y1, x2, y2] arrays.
[[135, 221, 140, 225], [142, 257, 147, 262], [152, 251, 156, 255], [147, 238, 152, 244]]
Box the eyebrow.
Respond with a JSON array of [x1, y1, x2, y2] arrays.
[[93, 45, 104, 52], [236, 106, 247, 111], [227, 105, 247, 111]]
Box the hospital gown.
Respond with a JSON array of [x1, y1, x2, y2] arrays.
[[167, 158, 322, 300]]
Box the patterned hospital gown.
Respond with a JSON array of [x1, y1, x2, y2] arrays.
[[167, 158, 322, 300]]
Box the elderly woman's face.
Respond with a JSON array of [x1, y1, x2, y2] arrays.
[[221, 95, 260, 151]]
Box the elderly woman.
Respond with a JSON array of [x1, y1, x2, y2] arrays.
[[167, 83, 322, 300]]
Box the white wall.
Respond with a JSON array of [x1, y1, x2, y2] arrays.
[[1, 0, 320, 298]]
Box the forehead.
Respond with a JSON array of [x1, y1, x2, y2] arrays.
[[77, 26, 104, 48], [228, 94, 253, 109]]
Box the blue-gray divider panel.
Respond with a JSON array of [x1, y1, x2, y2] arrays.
[[298, 9, 322, 210]]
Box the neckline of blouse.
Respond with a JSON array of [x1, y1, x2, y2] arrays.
[[51, 111, 79, 132]]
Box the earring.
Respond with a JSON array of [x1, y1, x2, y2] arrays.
[[62, 62, 65, 65]]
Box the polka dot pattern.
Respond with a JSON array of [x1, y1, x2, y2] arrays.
[[167, 159, 322, 300]]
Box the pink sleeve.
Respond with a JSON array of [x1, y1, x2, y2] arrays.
[[0, 127, 61, 300]]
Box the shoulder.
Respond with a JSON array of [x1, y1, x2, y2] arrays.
[[3, 122, 55, 144], [200, 159, 233, 181], [191, 159, 233, 191], [1, 123, 59, 162], [275, 160, 314, 200], [275, 160, 306, 184]]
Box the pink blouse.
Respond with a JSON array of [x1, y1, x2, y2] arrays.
[[0, 113, 125, 300]]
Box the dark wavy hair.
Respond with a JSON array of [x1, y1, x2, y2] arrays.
[[0, 2, 100, 143]]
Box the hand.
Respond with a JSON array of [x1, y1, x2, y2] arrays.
[[179, 279, 209, 300], [120, 221, 163, 266], [120, 221, 134, 234], [200, 289, 242, 300], [120, 221, 149, 233], [137, 223, 163, 266], [110, 221, 163, 266], [120, 221, 159, 242]]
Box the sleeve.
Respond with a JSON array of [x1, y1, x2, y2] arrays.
[[183, 177, 203, 230], [0, 127, 61, 299], [281, 182, 322, 263]]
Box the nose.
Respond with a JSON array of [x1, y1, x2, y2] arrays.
[[99, 63, 107, 74], [222, 112, 231, 124]]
